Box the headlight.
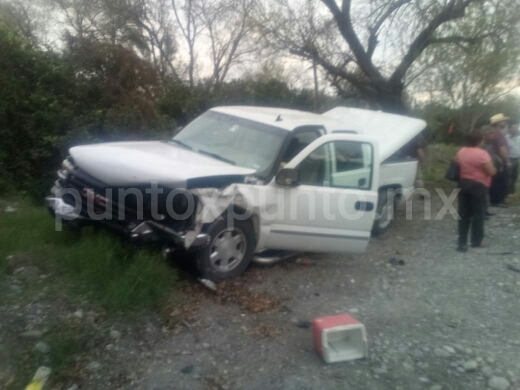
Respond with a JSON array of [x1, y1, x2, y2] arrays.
[[62, 157, 75, 171], [57, 169, 69, 179]]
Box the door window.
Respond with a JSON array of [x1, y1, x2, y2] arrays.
[[297, 141, 373, 190], [281, 129, 322, 164], [331, 141, 373, 189]]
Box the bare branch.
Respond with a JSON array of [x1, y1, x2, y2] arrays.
[[429, 34, 487, 45], [320, 0, 384, 83], [389, 0, 477, 86], [367, 0, 411, 59]]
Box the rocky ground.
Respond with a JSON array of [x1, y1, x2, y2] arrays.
[[2, 193, 520, 390]]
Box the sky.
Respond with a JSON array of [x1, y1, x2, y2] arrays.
[[17, 0, 520, 104]]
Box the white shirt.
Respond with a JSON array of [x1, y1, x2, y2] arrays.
[[506, 134, 520, 158]]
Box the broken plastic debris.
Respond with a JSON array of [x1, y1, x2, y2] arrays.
[[198, 278, 217, 291], [25, 366, 51, 390]]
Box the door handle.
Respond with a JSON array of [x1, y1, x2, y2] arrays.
[[355, 201, 374, 211]]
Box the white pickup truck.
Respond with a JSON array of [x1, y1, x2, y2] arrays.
[[46, 106, 425, 280]]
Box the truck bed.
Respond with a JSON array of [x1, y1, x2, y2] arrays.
[[380, 158, 418, 203]]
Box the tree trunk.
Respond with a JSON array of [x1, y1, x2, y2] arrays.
[[370, 85, 408, 115]]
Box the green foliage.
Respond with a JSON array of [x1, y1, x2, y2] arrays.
[[414, 94, 520, 144], [159, 77, 316, 126], [0, 25, 172, 197], [0, 197, 177, 311], [0, 196, 177, 389], [423, 143, 459, 184], [46, 331, 89, 373], [64, 35, 171, 142], [0, 26, 75, 195], [0, 22, 322, 196]]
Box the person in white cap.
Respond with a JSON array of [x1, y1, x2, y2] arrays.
[[488, 113, 511, 206]]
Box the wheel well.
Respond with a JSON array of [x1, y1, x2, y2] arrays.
[[378, 185, 403, 203], [231, 206, 259, 245]]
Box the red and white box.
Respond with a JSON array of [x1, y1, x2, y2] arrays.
[[313, 314, 368, 363]]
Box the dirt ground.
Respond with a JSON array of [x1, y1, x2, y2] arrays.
[[95, 195, 520, 390], [3, 193, 520, 390]]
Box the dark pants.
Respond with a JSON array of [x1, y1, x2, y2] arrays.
[[489, 167, 509, 205], [510, 158, 519, 194], [458, 180, 487, 247]]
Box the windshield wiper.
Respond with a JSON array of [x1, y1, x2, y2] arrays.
[[170, 139, 192, 150], [198, 149, 236, 165]]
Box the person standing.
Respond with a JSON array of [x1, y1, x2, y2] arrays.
[[488, 114, 511, 206], [506, 120, 520, 194], [456, 132, 497, 252]]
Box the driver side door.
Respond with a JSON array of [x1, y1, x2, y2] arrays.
[[264, 134, 380, 253]]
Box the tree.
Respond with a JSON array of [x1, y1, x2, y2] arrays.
[[0, 0, 50, 46], [54, 0, 179, 79], [129, 0, 178, 81], [199, 0, 257, 85], [411, 0, 520, 131], [257, 0, 490, 113], [64, 35, 165, 139], [0, 22, 75, 194], [54, 0, 103, 40], [171, 0, 205, 87]]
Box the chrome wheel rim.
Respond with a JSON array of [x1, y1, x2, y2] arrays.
[[209, 227, 247, 272]]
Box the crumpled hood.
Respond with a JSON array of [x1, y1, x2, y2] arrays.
[[69, 141, 255, 188]]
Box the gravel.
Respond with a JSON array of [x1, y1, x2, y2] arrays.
[[3, 195, 520, 390], [19, 330, 43, 339], [181, 364, 194, 374], [109, 330, 121, 339], [85, 361, 101, 372], [295, 321, 311, 329], [34, 341, 50, 354], [434, 348, 451, 358], [463, 360, 478, 372], [443, 345, 456, 354], [488, 376, 510, 390]]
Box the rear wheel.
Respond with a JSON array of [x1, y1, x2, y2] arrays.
[[196, 218, 255, 281], [372, 192, 396, 236]]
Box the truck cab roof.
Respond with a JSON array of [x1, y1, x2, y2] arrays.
[[210, 106, 427, 161]]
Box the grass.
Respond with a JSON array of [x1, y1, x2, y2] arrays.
[[423, 143, 459, 188], [0, 197, 177, 311], [0, 197, 179, 389], [422, 144, 520, 205]]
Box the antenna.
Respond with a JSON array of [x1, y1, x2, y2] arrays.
[[275, 115, 282, 122]]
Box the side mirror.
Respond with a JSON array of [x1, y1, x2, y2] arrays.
[[276, 168, 300, 186]]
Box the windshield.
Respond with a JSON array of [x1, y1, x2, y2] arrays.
[[172, 111, 287, 177]]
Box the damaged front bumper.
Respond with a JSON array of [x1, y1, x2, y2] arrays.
[[45, 193, 210, 251], [45, 157, 259, 253]]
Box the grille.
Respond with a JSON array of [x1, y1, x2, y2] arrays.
[[57, 163, 195, 226]]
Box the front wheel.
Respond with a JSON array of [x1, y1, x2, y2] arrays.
[[372, 192, 396, 236], [196, 218, 255, 281]]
